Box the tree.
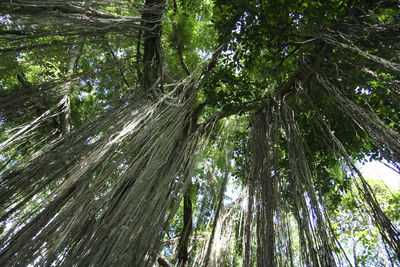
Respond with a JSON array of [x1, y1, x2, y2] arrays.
[[1, 0, 399, 266], [328, 178, 400, 266]]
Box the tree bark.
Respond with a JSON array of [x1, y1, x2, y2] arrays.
[[177, 184, 193, 267], [59, 36, 85, 136], [142, 0, 164, 91], [243, 183, 254, 267]]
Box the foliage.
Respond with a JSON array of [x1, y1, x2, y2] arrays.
[[0, 0, 400, 266], [329, 178, 400, 266]]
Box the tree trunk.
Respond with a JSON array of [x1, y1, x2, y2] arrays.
[[177, 183, 193, 267], [142, 0, 164, 91], [59, 36, 85, 136]]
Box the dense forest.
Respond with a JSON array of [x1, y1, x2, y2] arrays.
[[0, 0, 400, 266]]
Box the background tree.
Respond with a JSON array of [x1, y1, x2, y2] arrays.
[[328, 178, 400, 266]]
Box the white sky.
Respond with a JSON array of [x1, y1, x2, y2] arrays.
[[360, 160, 400, 189], [225, 160, 400, 205]]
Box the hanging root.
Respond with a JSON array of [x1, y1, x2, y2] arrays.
[[242, 97, 338, 267], [250, 103, 278, 267], [0, 78, 218, 267], [282, 101, 337, 267], [317, 74, 400, 164], [305, 89, 400, 262]]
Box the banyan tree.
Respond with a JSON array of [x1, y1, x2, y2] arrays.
[[1, 0, 399, 266]]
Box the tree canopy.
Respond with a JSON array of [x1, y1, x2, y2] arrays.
[[0, 0, 399, 266]]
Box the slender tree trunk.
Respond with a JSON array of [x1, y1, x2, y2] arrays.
[[203, 167, 229, 266], [177, 181, 193, 267], [243, 183, 254, 267], [353, 238, 358, 267], [59, 35, 85, 136]]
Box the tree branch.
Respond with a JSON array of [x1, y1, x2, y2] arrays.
[[104, 40, 131, 88]]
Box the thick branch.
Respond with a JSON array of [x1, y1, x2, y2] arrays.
[[157, 255, 171, 267], [280, 41, 329, 98], [59, 36, 85, 136], [142, 0, 165, 91]]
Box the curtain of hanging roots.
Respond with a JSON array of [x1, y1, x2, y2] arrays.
[[202, 197, 242, 267], [318, 74, 400, 260], [191, 119, 241, 267], [245, 97, 337, 266], [316, 74, 400, 164], [281, 100, 337, 267], [305, 88, 400, 262], [0, 0, 148, 53], [322, 124, 400, 261], [0, 0, 162, 172], [354, 172, 400, 261], [0, 79, 217, 266], [250, 101, 277, 267], [328, 132, 400, 262]]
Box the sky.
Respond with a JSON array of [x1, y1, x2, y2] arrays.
[[224, 159, 400, 205], [360, 160, 400, 189]]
